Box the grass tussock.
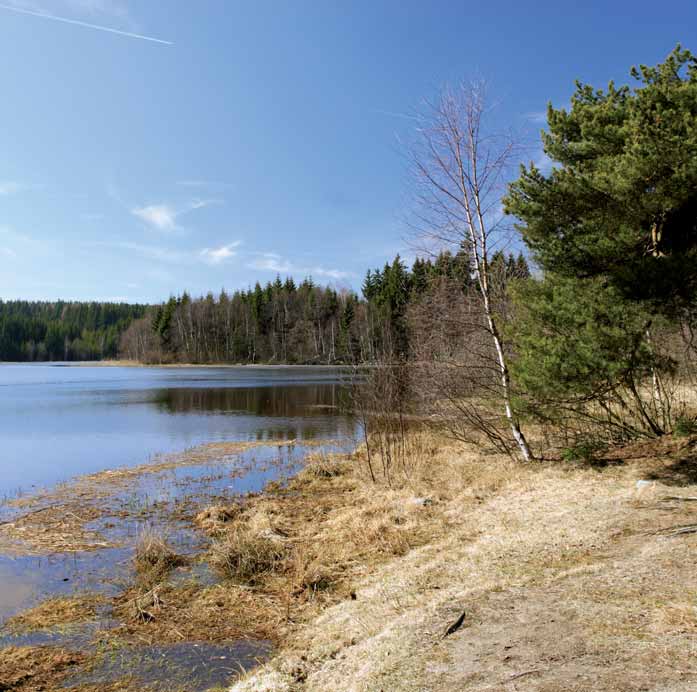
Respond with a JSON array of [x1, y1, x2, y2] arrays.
[[195, 431, 506, 627], [296, 451, 350, 480], [133, 527, 185, 589], [194, 503, 241, 535], [209, 525, 287, 584]]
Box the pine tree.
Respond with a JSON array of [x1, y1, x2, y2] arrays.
[[504, 47, 697, 438], [505, 45, 697, 318]]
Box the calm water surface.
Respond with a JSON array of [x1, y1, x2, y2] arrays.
[[0, 363, 356, 496]]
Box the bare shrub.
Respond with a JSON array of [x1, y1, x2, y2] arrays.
[[349, 358, 420, 485]]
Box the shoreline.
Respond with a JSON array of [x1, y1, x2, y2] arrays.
[[1, 360, 357, 369], [2, 432, 697, 691]]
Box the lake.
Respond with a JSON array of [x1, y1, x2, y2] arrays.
[[0, 363, 356, 497]]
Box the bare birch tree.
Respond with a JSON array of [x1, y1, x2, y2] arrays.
[[409, 81, 533, 461]]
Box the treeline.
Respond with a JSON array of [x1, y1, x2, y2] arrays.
[[118, 250, 529, 365], [0, 301, 147, 362]]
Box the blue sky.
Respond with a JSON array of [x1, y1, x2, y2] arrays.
[[0, 0, 694, 303]]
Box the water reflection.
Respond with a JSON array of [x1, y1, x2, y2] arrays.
[[150, 383, 348, 416], [0, 365, 357, 494]]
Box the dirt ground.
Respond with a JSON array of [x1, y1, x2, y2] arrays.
[[231, 435, 697, 692]]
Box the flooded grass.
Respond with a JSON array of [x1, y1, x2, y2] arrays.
[[0, 438, 354, 691], [0, 440, 345, 557], [3, 595, 108, 632], [133, 528, 187, 590], [0, 646, 85, 691], [65, 640, 272, 692]]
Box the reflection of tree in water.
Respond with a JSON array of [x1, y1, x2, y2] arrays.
[[252, 424, 326, 442], [151, 384, 350, 418]]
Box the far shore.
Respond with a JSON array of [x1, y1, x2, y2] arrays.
[[1, 359, 357, 369]]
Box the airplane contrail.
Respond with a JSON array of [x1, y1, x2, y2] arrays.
[[0, 3, 173, 45]]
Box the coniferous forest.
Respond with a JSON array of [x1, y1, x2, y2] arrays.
[[0, 301, 146, 361]]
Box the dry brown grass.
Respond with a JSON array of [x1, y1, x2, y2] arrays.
[[174, 431, 511, 654], [194, 503, 242, 535], [133, 527, 185, 589], [0, 646, 84, 690], [296, 451, 350, 480], [229, 431, 697, 692], [4, 595, 106, 632], [8, 429, 697, 692], [210, 525, 287, 584]]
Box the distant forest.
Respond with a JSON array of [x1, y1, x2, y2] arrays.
[[0, 250, 529, 364], [0, 301, 147, 362], [119, 249, 529, 365]]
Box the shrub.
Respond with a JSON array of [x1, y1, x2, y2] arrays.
[[674, 416, 697, 437], [562, 440, 608, 465]]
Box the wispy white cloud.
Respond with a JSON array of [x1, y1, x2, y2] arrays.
[[311, 266, 353, 280], [0, 224, 43, 248], [200, 241, 241, 265], [0, 224, 49, 261], [96, 241, 186, 263], [189, 199, 220, 211], [0, 181, 31, 195], [371, 108, 420, 121], [92, 239, 242, 267], [0, 1, 172, 44], [248, 253, 353, 281], [249, 253, 292, 274], [63, 0, 129, 19], [132, 204, 178, 231], [10, 0, 131, 20], [131, 199, 219, 232]]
